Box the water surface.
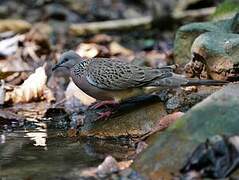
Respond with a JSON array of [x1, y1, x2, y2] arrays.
[[0, 120, 134, 179]]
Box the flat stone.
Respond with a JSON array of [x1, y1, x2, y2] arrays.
[[79, 100, 167, 139]]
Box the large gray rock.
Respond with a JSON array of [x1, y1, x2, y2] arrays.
[[133, 83, 239, 179], [186, 31, 239, 80], [174, 13, 239, 65]]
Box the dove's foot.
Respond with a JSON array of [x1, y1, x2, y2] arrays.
[[96, 111, 113, 120], [90, 100, 119, 110]]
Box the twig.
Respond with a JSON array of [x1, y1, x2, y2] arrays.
[[70, 16, 153, 36], [173, 7, 216, 20]]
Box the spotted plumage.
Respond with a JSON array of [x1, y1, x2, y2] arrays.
[[52, 51, 228, 102], [80, 59, 174, 90]]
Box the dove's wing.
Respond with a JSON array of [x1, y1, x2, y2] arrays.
[[85, 59, 173, 90]]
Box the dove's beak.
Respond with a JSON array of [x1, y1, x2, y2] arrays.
[[52, 64, 60, 71], [51, 64, 60, 71]]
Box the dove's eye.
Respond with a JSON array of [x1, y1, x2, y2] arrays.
[[63, 58, 68, 63]]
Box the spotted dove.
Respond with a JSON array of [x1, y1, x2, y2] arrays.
[[52, 50, 227, 104]]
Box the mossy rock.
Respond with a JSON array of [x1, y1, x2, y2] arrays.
[[174, 13, 239, 65], [213, 0, 239, 20], [133, 83, 239, 179], [188, 31, 239, 80]]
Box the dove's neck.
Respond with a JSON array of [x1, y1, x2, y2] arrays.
[[71, 60, 89, 77]]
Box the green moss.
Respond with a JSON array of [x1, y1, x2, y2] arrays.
[[167, 116, 186, 131], [213, 0, 239, 20]]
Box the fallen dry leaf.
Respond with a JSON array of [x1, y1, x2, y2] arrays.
[[137, 112, 184, 142], [0, 19, 31, 33], [76, 43, 110, 58], [4, 65, 55, 104], [5, 72, 29, 85], [0, 35, 24, 57], [88, 34, 112, 44], [25, 23, 52, 55], [136, 141, 148, 154], [0, 56, 32, 80], [153, 111, 184, 131], [118, 160, 133, 170], [144, 50, 168, 68], [109, 41, 133, 56]]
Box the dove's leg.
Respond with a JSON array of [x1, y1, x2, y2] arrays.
[[96, 111, 112, 120], [90, 100, 119, 109]]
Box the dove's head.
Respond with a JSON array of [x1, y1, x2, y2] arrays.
[[52, 50, 82, 71]]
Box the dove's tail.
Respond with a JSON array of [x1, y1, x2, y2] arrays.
[[183, 79, 229, 86], [148, 72, 228, 87]]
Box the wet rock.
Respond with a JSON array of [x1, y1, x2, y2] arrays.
[[174, 13, 239, 65], [79, 156, 141, 180], [44, 108, 70, 130], [0, 109, 24, 129], [79, 100, 167, 139], [165, 86, 222, 113], [64, 97, 87, 114], [133, 83, 239, 179], [79, 86, 222, 139]]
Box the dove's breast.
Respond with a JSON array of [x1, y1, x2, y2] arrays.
[[70, 70, 146, 102]]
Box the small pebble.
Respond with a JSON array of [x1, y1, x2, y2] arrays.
[[166, 96, 180, 110], [97, 155, 119, 178]]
